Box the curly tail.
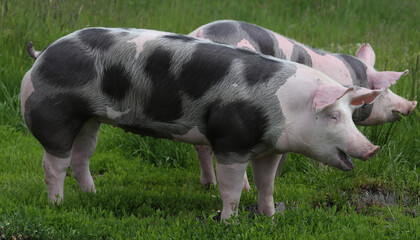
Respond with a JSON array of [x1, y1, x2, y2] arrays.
[[27, 41, 41, 59]]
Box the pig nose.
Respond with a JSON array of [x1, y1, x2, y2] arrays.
[[408, 101, 417, 115], [362, 145, 380, 160]]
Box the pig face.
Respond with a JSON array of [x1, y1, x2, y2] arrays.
[[356, 88, 417, 125], [277, 80, 381, 171], [352, 43, 417, 125]]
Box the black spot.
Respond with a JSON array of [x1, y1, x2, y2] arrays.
[[239, 22, 275, 56], [25, 93, 92, 157], [102, 64, 132, 100], [205, 21, 237, 41], [339, 54, 368, 87], [78, 28, 115, 51], [143, 47, 183, 122], [291, 44, 312, 67], [119, 31, 130, 37], [163, 34, 196, 42], [37, 39, 96, 87], [240, 49, 281, 85], [352, 103, 373, 122], [205, 100, 267, 155], [177, 43, 235, 99]]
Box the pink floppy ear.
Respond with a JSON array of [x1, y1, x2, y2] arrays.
[[349, 88, 383, 106], [313, 85, 355, 109], [368, 70, 409, 89], [356, 43, 376, 67]]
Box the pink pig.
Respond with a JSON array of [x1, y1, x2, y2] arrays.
[[189, 20, 417, 190]]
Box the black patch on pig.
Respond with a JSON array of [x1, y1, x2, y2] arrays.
[[25, 93, 92, 158], [338, 54, 368, 87], [119, 31, 130, 37], [102, 64, 132, 101], [240, 49, 281, 85], [143, 47, 183, 122], [37, 39, 96, 87], [78, 28, 115, 51], [239, 22, 275, 56], [291, 44, 312, 67], [205, 100, 267, 155], [205, 21, 237, 41], [177, 43, 235, 99], [352, 103, 374, 122], [163, 34, 196, 42]]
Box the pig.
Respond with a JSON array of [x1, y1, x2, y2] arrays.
[[22, 28, 381, 220], [189, 20, 417, 188]]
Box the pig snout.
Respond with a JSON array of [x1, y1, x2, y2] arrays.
[[394, 100, 417, 118], [408, 101, 417, 115], [361, 145, 380, 161]]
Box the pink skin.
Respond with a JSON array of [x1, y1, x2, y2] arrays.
[[42, 151, 71, 203], [20, 70, 35, 118], [216, 161, 248, 220], [272, 33, 295, 59], [236, 39, 256, 51], [127, 31, 162, 58]]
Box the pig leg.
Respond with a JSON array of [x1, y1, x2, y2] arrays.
[[195, 145, 251, 191], [70, 119, 101, 193], [42, 151, 71, 204], [251, 154, 281, 217], [216, 160, 248, 220], [194, 145, 217, 186]]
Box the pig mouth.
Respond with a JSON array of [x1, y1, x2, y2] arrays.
[[391, 110, 404, 120], [337, 148, 354, 169]]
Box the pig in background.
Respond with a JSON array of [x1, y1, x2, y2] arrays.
[[189, 20, 417, 189], [23, 28, 381, 220]]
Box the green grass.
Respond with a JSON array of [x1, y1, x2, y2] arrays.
[[1, 0, 419, 239]]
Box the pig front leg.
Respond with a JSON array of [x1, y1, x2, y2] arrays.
[[216, 160, 249, 220], [252, 154, 282, 217], [70, 119, 101, 193], [195, 145, 251, 191], [42, 151, 71, 203]]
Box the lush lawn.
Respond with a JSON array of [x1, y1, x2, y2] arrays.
[[1, 0, 419, 239]]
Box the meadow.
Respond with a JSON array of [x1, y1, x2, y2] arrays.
[[0, 0, 419, 239]]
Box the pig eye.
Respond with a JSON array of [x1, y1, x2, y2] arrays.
[[329, 112, 339, 121]]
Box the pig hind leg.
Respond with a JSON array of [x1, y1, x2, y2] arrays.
[[42, 151, 71, 204], [24, 93, 92, 203], [251, 154, 281, 217], [70, 119, 101, 193]]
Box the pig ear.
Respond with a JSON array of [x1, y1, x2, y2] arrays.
[[313, 85, 355, 110], [356, 43, 376, 67], [368, 70, 409, 89], [349, 88, 384, 107]]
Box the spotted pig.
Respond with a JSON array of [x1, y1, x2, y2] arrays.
[[23, 28, 381, 220]]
